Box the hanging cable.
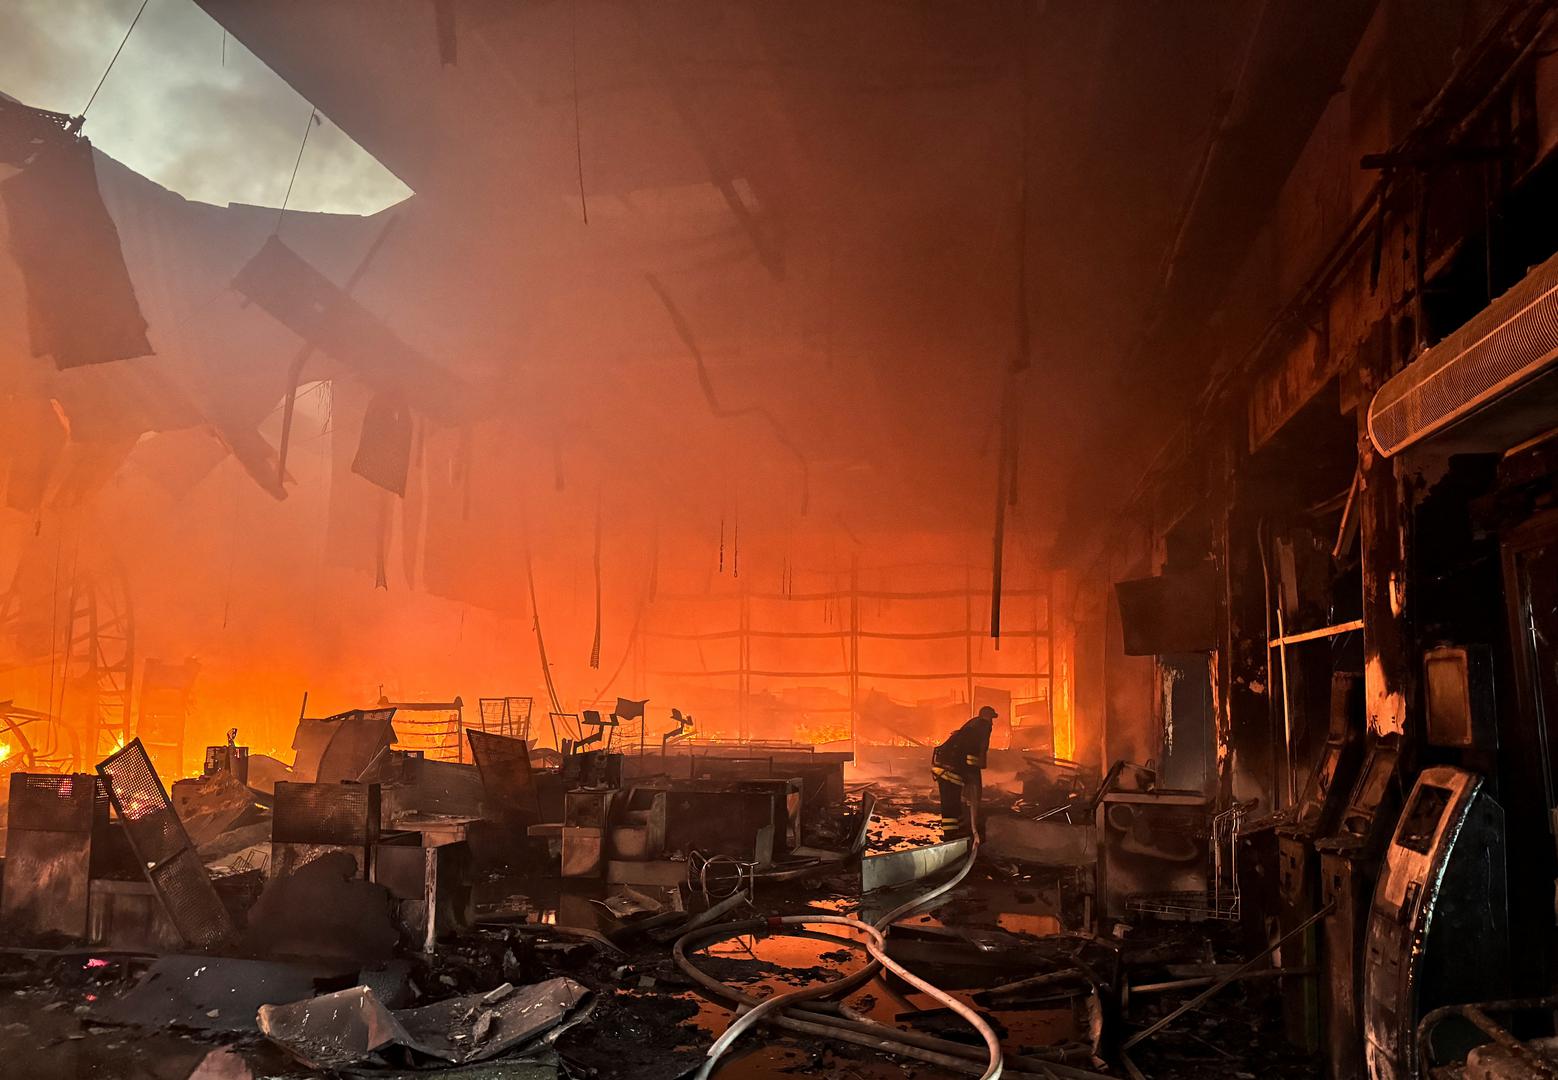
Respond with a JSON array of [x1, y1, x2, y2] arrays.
[[570, 0, 589, 223], [590, 488, 603, 669], [645, 274, 811, 514], [45, 531, 64, 721], [273, 108, 320, 236], [82, 0, 151, 118], [523, 512, 565, 716], [589, 515, 657, 705], [222, 469, 243, 624], [54, 538, 82, 726], [990, 0, 1034, 648]]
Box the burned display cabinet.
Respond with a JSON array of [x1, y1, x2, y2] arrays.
[[1276, 671, 1365, 1051], [1362, 766, 1507, 1080], [0, 772, 108, 938], [1096, 786, 1214, 921], [1315, 734, 1406, 1080]]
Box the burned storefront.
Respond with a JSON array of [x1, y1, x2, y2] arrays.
[[1056, 1, 1558, 1076], [5, 2, 1558, 1079]]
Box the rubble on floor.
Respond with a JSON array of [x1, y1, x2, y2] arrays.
[[0, 732, 1333, 1079], [256, 975, 592, 1070]]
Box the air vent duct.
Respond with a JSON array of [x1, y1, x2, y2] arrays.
[[1368, 246, 1558, 458]]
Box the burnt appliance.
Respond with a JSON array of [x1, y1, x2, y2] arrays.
[[203, 731, 250, 784], [561, 747, 622, 790], [561, 788, 618, 878], [1362, 766, 1507, 1080], [1315, 734, 1406, 1080], [1276, 671, 1365, 1050], [1096, 788, 1211, 921]]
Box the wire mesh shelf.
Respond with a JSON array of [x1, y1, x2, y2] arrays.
[[1126, 801, 1249, 924]]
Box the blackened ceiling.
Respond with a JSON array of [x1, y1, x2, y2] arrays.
[[193, 0, 1377, 554]]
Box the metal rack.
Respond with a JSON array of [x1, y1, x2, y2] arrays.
[[384, 698, 465, 762], [1127, 802, 1249, 923], [477, 696, 533, 741]]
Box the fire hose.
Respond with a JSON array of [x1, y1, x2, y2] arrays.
[[676, 837, 1007, 1080]]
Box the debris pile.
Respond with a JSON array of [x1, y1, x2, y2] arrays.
[[0, 717, 1318, 1079]]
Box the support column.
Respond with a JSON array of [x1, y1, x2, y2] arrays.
[[1359, 322, 1412, 737]]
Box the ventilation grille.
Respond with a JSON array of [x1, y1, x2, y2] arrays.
[[99, 740, 186, 865], [97, 738, 234, 948], [1370, 247, 1558, 456], [149, 849, 236, 949], [272, 781, 379, 845], [467, 729, 539, 820], [7, 772, 105, 833]]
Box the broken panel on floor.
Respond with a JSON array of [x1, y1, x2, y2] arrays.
[[96, 738, 235, 949]]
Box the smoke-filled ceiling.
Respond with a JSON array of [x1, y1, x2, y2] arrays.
[[0, 0, 1372, 758]]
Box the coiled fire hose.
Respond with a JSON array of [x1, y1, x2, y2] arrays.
[[676, 836, 1006, 1080]]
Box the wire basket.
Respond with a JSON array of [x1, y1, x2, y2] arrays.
[[1126, 802, 1248, 923]]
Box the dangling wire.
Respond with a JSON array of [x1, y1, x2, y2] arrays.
[[570, 0, 589, 223], [274, 108, 320, 236], [524, 515, 566, 716], [590, 488, 603, 669], [46, 531, 64, 720], [718, 514, 725, 574], [221, 469, 242, 626], [54, 538, 82, 724], [82, 0, 151, 118]]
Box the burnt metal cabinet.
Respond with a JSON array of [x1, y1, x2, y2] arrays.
[[1362, 766, 1507, 1080], [0, 772, 106, 938], [1096, 789, 1211, 920], [561, 789, 617, 878], [1316, 734, 1404, 1080], [1278, 672, 1366, 1052]]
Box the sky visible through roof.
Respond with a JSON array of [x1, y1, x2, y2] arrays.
[[0, 0, 409, 215]]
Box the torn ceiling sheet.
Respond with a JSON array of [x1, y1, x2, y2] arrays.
[[231, 235, 474, 425], [1, 128, 151, 369]]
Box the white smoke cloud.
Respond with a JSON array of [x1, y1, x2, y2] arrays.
[[0, 0, 410, 214]]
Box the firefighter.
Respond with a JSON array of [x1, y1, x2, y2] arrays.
[[931, 705, 995, 838]]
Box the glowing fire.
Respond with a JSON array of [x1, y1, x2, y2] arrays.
[[0, 743, 10, 763], [793, 721, 851, 745]]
